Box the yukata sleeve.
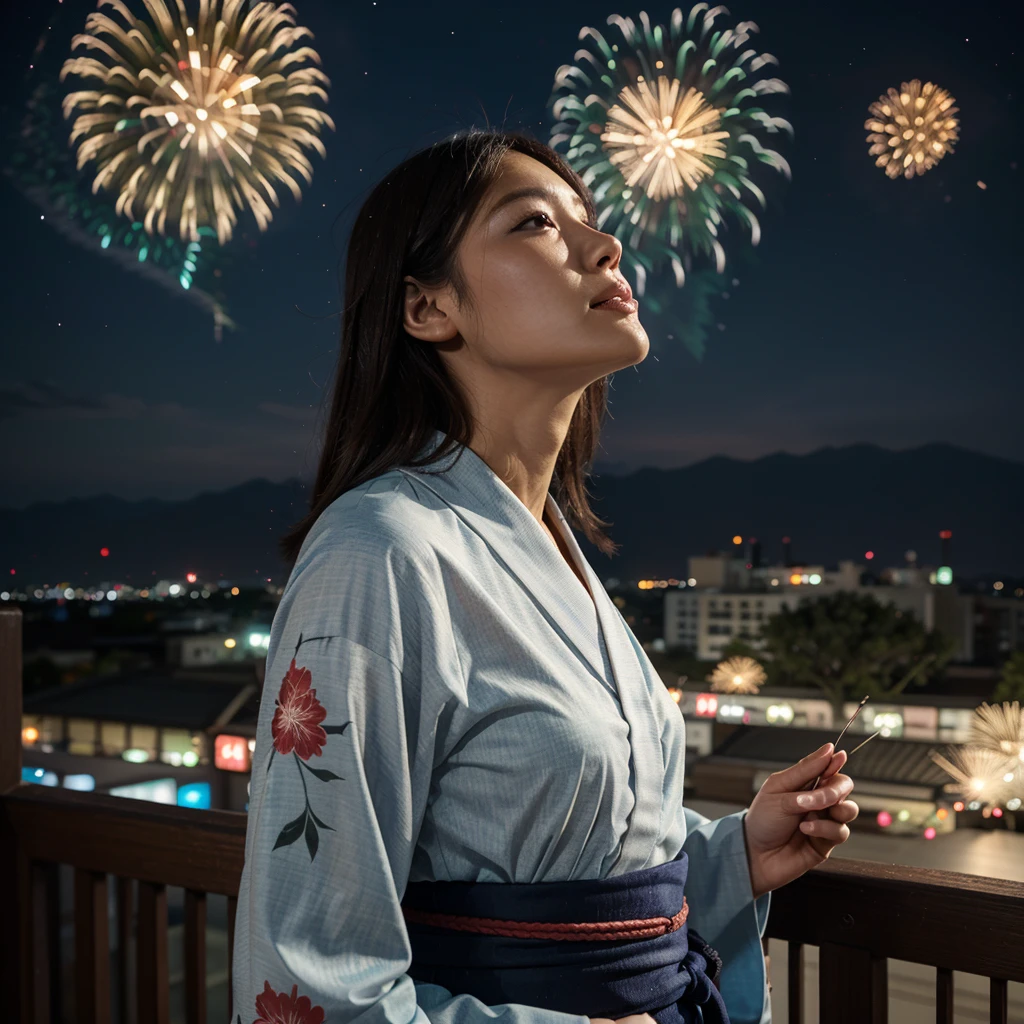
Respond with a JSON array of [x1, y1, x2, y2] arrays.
[[681, 807, 772, 1024], [232, 525, 591, 1024]]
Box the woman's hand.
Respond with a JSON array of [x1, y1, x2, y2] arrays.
[[742, 742, 860, 899], [588, 1016, 657, 1024]]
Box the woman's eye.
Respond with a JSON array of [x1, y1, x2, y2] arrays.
[[517, 211, 554, 231]]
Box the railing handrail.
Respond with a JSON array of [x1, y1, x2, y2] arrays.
[[2, 783, 246, 895], [3, 778, 1023, 983]]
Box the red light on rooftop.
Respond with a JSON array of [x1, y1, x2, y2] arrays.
[[939, 530, 952, 539], [100, 547, 110, 557], [186, 572, 197, 584], [865, 551, 874, 560]]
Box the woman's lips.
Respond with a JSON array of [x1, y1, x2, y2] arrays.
[[591, 296, 639, 315]]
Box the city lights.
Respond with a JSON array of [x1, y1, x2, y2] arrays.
[[695, 694, 718, 718], [766, 703, 794, 724]]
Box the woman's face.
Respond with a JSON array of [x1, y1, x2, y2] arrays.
[[407, 151, 649, 392]]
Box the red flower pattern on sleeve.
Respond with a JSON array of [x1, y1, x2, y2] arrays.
[[264, 633, 351, 861], [248, 980, 326, 1024], [272, 660, 328, 760]]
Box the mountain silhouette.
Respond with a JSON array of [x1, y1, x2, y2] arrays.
[[2, 442, 1020, 584]]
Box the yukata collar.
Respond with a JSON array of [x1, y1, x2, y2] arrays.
[[398, 428, 663, 871]]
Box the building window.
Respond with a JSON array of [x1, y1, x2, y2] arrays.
[[129, 724, 158, 760], [67, 718, 97, 757], [23, 715, 63, 746], [160, 729, 200, 766], [100, 721, 127, 757]]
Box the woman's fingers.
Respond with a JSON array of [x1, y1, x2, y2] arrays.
[[798, 817, 851, 844], [817, 749, 848, 782], [759, 743, 835, 794], [827, 799, 860, 824], [783, 772, 854, 815]]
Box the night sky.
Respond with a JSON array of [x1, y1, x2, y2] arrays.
[[1, 0, 1019, 509]]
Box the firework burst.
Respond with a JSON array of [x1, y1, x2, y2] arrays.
[[865, 79, 958, 180], [549, 5, 792, 291], [708, 655, 766, 695], [60, 0, 334, 245], [930, 744, 1019, 805], [970, 701, 1024, 762]]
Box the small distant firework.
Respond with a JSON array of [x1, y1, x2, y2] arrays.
[[549, 5, 792, 289], [930, 744, 1019, 805], [61, 0, 335, 245], [865, 79, 959, 180], [709, 655, 766, 695], [970, 701, 1024, 761]]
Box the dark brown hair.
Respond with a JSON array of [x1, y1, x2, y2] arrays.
[[279, 128, 619, 566]]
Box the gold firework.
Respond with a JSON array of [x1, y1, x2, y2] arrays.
[[61, 0, 334, 244], [970, 701, 1024, 762], [930, 745, 1017, 803], [601, 77, 729, 201], [708, 656, 766, 695], [865, 79, 958, 180]]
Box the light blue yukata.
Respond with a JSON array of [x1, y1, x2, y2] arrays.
[[232, 429, 771, 1024]]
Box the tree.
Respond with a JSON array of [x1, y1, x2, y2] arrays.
[[758, 591, 954, 722], [993, 651, 1024, 703], [645, 645, 714, 687], [23, 656, 61, 696]]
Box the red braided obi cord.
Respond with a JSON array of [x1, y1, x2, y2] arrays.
[[401, 895, 689, 943]]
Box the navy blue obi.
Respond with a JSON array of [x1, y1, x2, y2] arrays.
[[401, 849, 729, 1024]]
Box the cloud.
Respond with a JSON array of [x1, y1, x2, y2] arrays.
[[258, 401, 321, 422], [0, 379, 103, 418], [0, 379, 188, 421]]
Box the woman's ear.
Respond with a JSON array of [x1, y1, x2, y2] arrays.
[[402, 276, 460, 343]]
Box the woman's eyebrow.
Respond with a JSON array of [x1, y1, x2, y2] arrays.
[[487, 186, 590, 221]]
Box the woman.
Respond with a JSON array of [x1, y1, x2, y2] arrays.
[[232, 129, 858, 1024]]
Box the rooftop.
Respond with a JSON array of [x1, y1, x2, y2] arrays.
[[23, 665, 258, 731], [705, 725, 952, 788]]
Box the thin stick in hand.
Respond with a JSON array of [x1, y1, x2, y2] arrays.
[[808, 695, 871, 791], [846, 730, 882, 757]]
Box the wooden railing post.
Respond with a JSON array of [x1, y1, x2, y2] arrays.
[[0, 607, 26, 1023], [819, 943, 887, 1023]]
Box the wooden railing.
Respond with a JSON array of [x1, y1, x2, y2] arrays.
[[3, 607, 1023, 1024]]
